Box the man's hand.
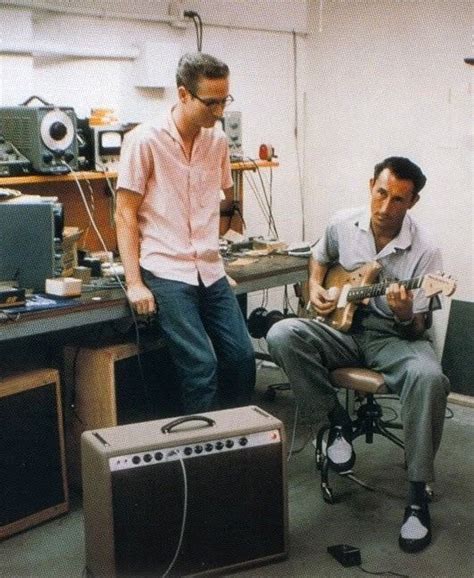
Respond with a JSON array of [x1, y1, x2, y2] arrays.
[[385, 282, 413, 321], [127, 284, 157, 316], [308, 284, 338, 317]]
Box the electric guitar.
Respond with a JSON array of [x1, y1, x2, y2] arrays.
[[312, 261, 456, 332]]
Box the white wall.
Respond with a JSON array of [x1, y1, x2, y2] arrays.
[[0, 3, 308, 321], [303, 0, 473, 353], [1, 0, 472, 353]]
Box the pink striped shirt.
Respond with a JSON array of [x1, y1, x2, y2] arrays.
[[117, 110, 233, 286]]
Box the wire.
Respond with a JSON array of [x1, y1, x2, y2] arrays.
[[61, 161, 148, 398], [161, 450, 188, 578], [184, 11, 203, 51], [246, 157, 278, 238], [78, 176, 96, 250], [357, 567, 409, 578], [95, 162, 117, 210], [292, 30, 306, 241], [286, 403, 299, 461], [243, 158, 279, 239]]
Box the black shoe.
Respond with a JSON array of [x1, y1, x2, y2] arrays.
[[326, 424, 355, 473], [399, 504, 432, 553]]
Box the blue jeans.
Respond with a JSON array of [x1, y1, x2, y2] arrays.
[[142, 270, 255, 414]]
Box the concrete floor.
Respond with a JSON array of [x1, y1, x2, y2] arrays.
[[1, 364, 473, 578]]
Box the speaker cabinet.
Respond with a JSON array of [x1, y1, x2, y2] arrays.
[[82, 405, 288, 577], [0, 368, 68, 539], [63, 339, 179, 488]]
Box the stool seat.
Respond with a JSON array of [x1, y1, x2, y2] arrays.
[[330, 367, 388, 394], [317, 366, 403, 503]]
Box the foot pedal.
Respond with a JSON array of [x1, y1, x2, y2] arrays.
[[327, 544, 361, 567]]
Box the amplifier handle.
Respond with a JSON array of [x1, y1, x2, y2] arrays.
[[161, 415, 216, 434]]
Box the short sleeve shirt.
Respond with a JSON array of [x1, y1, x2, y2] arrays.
[[312, 206, 443, 317], [116, 110, 233, 286]]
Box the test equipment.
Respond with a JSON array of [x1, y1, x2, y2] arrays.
[[0, 99, 78, 174], [82, 405, 288, 577], [0, 134, 31, 176], [77, 119, 125, 172], [221, 110, 243, 161], [0, 202, 66, 292]]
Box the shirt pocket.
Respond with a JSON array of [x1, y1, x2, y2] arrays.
[[195, 167, 222, 208]]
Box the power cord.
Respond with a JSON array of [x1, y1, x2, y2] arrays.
[[184, 11, 203, 51], [62, 161, 150, 403], [243, 157, 279, 239], [161, 450, 188, 578], [357, 567, 409, 577]]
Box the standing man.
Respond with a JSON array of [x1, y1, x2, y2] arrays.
[[115, 52, 255, 414], [267, 157, 450, 553]]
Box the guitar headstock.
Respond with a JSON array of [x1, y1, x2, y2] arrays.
[[421, 273, 457, 297]]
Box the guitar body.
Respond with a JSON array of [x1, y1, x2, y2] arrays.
[[314, 261, 455, 333], [323, 262, 382, 332]]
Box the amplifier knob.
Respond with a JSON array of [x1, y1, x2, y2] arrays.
[[143, 453, 152, 463], [225, 439, 234, 448], [184, 447, 193, 456], [215, 441, 224, 450], [238, 437, 248, 446], [154, 451, 163, 461], [194, 445, 203, 454], [205, 443, 213, 452], [132, 455, 141, 464]]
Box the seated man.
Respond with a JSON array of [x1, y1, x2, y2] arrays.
[[267, 156, 450, 553]]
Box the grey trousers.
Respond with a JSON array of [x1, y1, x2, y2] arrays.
[[266, 314, 450, 482]]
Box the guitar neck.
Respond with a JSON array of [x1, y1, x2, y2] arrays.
[[347, 276, 424, 302]]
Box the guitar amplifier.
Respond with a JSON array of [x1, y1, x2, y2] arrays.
[[0, 369, 69, 539], [82, 405, 288, 577]]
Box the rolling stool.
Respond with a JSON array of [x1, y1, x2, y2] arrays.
[[315, 367, 406, 504]]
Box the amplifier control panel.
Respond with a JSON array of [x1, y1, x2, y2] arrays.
[[108, 429, 281, 471]]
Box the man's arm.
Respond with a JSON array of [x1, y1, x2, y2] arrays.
[[115, 188, 156, 315]]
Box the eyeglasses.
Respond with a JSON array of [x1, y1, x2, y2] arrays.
[[188, 91, 234, 109]]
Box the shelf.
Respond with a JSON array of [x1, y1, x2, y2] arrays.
[[230, 160, 279, 171], [0, 160, 278, 188], [0, 171, 117, 187]]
